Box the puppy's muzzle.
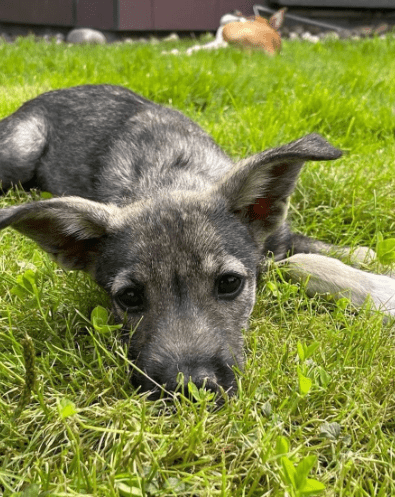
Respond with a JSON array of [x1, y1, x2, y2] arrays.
[[130, 353, 238, 400]]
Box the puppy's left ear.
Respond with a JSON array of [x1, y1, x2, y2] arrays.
[[0, 197, 124, 272], [215, 134, 342, 242]]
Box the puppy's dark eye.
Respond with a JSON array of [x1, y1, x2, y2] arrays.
[[115, 286, 145, 312], [217, 273, 244, 300]]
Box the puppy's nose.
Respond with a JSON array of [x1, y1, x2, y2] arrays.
[[164, 365, 219, 395], [192, 372, 219, 392], [133, 352, 238, 400]]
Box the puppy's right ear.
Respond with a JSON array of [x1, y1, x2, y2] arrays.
[[0, 197, 124, 272]]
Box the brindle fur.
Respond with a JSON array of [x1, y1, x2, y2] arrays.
[[1, 85, 394, 399]]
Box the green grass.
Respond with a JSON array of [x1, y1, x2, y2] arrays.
[[1, 35, 395, 496]]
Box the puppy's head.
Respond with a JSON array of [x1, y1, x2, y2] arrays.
[[0, 134, 341, 399]]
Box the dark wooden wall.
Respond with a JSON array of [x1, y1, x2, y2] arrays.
[[0, 0, 257, 31]]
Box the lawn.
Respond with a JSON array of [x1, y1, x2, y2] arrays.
[[0, 35, 395, 496]]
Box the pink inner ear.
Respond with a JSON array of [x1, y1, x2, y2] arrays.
[[247, 197, 271, 220]]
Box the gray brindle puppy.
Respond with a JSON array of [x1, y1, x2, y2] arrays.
[[0, 85, 394, 398]]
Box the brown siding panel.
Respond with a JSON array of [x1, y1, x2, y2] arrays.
[[219, 0, 256, 17], [0, 0, 261, 31], [118, 0, 154, 30], [0, 0, 74, 26], [76, 0, 115, 30], [153, 0, 219, 31]]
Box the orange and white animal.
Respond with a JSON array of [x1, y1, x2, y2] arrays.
[[183, 8, 286, 56], [222, 9, 286, 55]]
